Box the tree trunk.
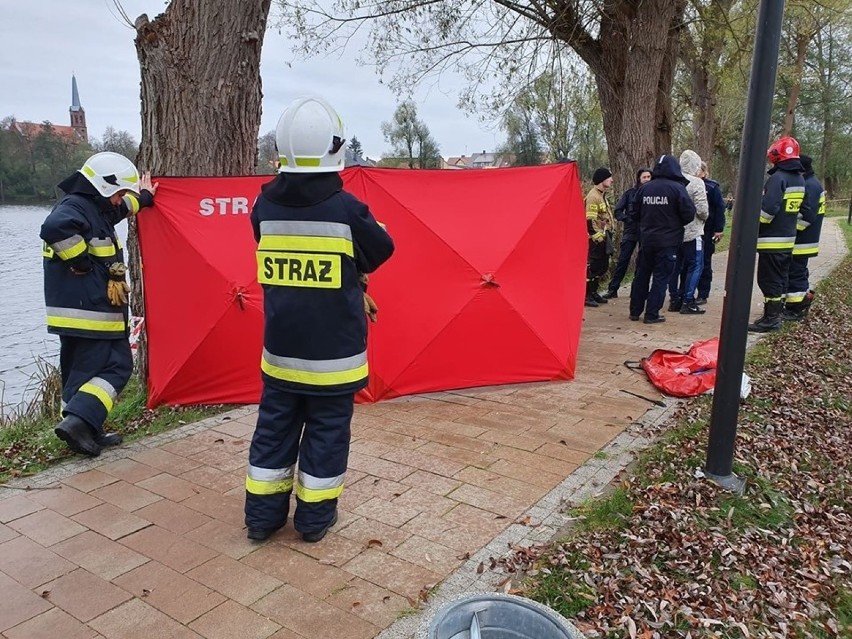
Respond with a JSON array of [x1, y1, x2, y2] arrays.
[[128, 0, 272, 384], [781, 33, 808, 135], [561, 0, 687, 193]]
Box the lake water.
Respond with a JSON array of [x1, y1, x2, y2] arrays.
[[0, 204, 128, 415]]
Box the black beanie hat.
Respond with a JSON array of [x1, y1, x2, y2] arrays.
[[800, 154, 813, 173], [592, 167, 612, 185]]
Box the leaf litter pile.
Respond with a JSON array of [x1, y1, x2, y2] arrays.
[[499, 255, 852, 637]]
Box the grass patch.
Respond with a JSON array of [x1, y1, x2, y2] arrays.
[[569, 486, 633, 531], [525, 554, 597, 619], [1, 367, 230, 483]]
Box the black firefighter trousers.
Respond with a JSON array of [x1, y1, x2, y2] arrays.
[[60, 336, 133, 437], [756, 252, 792, 301], [245, 385, 354, 534]]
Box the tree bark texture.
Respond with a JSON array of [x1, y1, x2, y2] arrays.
[[782, 32, 808, 135], [553, 0, 687, 193], [128, 0, 272, 383]]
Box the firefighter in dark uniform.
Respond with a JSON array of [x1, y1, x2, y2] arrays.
[[784, 154, 825, 321], [245, 97, 395, 543], [748, 137, 808, 332], [40, 152, 158, 456]]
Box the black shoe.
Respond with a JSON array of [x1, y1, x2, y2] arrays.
[[55, 415, 101, 457], [602, 290, 618, 299], [782, 308, 804, 322], [247, 524, 284, 542], [680, 303, 706, 315], [301, 512, 338, 544], [96, 432, 123, 447], [696, 297, 708, 306], [748, 300, 784, 333], [591, 291, 608, 304], [668, 300, 683, 312], [584, 296, 599, 308], [644, 316, 666, 324], [629, 315, 641, 321]]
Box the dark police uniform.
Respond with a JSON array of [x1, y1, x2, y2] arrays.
[[40, 175, 152, 440], [628, 156, 696, 322], [245, 172, 394, 538], [696, 177, 727, 301]]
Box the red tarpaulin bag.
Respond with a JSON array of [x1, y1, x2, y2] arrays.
[[637, 338, 719, 398]]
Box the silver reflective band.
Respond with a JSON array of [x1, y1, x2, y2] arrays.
[[262, 348, 367, 373], [46, 307, 125, 322], [784, 186, 805, 194], [247, 464, 294, 482], [89, 238, 115, 248], [794, 242, 819, 249], [260, 220, 352, 240], [759, 210, 774, 221], [298, 471, 345, 489], [87, 377, 117, 400], [51, 234, 85, 252], [757, 236, 795, 243]]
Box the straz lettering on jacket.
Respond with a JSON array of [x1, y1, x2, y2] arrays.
[[783, 186, 805, 214], [256, 220, 352, 289], [643, 196, 670, 205]]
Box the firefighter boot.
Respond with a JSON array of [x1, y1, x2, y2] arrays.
[[302, 511, 338, 544], [55, 415, 101, 457], [584, 282, 599, 308], [748, 300, 784, 333], [783, 302, 805, 322]]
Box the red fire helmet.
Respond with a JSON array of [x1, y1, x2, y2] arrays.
[[767, 136, 800, 164]]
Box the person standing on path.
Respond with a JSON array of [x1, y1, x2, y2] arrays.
[[695, 161, 726, 305], [244, 96, 395, 543], [628, 155, 696, 324], [603, 167, 652, 299], [40, 152, 158, 457], [748, 136, 807, 332], [585, 167, 615, 307], [784, 153, 825, 321]]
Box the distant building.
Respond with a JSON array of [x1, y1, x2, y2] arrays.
[[7, 75, 88, 143], [444, 151, 513, 169]]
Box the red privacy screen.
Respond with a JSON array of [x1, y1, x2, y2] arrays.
[[137, 165, 587, 408]]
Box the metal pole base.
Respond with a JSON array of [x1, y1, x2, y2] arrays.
[[704, 471, 747, 494]]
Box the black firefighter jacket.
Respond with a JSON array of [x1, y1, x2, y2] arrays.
[[758, 159, 807, 253], [251, 172, 395, 396], [40, 175, 153, 339], [793, 172, 826, 257]]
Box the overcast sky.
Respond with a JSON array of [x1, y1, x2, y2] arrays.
[[0, 1, 502, 161]]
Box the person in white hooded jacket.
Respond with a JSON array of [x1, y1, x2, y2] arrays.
[[668, 150, 709, 314]]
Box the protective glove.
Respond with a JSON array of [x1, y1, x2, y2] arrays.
[[107, 262, 130, 307]]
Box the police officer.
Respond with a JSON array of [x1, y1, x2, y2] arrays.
[[784, 154, 825, 321], [748, 137, 807, 332], [695, 161, 726, 305], [628, 155, 696, 324], [245, 97, 394, 543], [603, 167, 651, 298], [584, 168, 615, 307], [40, 152, 158, 456]]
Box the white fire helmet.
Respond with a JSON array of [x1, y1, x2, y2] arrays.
[[276, 96, 347, 173], [79, 152, 140, 197]]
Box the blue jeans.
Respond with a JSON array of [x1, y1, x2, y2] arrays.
[[630, 245, 679, 319], [669, 238, 704, 305], [607, 236, 638, 293]]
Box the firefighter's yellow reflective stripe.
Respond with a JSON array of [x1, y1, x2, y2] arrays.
[[786, 290, 808, 303], [121, 193, 141, 215], [796, 217, 810, 231], [257, 251, 341, 289], [46, 307, 125, 332], [88, 238, 117, 257], [42, 242, 55, 258], [295, 471, 345, 503], [757, 236, 795, 250], [81, 165, 96, 177], [245, 464, 295, 495], [783, 187, 804, 213], [52, 234, 87, 260], [759, 210, 775, 223], [258, 220, 355, 257], [766, 296, 784, 302], [258, 235, 354, 257], [818, 192, 826, 215], [261, 348, 368, 386], [79, 377, 117, 412], [278, 155, 322, 168], [793, 242, 820, 256]]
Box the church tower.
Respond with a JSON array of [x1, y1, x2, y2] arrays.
[[69, 75, 87, 141]]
